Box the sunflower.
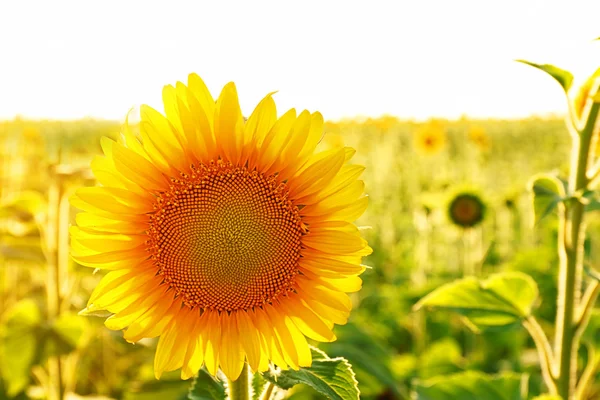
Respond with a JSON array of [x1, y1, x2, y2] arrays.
[[413, 120, 446, 156], [571, 68, 600, 122], [468, 125, 490, 151], [70, 74, 371, 382], [447, 192, 486, 228]]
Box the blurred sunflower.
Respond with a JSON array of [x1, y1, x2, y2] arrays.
[[447, 192, 486, 228], [468, 125, 490, 151], [70, 74, 371, 381], [413, 120, 446, 156], [571, 68, 600, 122]]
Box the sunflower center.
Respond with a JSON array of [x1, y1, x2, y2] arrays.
[[147, 160, 303, 312]]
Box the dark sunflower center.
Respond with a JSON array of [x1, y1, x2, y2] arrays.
[[147, 160, 303, 312]]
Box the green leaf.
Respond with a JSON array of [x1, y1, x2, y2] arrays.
[[580, 189, 600, 212], [1, 299, 41, 329], [324, 323, 404, 398], [43, 313, 88, 359], [263, 347, 359, 400], [0, 300, 43, 396], [418, 339, 463, 379], [52, 313, 86, 349], [413, 371, 527, 400], [188, 368, 225, 400], [124, 379, 190, 400], [517, 60, 574, 92], [414, 272, 539, 330], [528, 173, 566, 223], [582, 309, 600, 347], [252, 372, 267, 399]]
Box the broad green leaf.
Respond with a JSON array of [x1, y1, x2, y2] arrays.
[[517, 60, 574, 92], [43, 313, 88, 359], [0, 300, 43, 396], [1, 299, 41, 329], [188, 368, 225, 400], [418, 339, 463, 379], [528, 174, 565, 223], [413, 371, 526, 400], [51, 313, 86, 349], [0, 332, 37, 396], [263, 347, 359, 400], [414, 272, 539, 330]]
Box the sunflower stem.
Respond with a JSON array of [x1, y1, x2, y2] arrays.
[[227, 363, 250, 400], [554, 100, 599, 399]]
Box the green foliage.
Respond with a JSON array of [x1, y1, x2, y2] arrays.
[[262, 347, 359, 400], [0, 116, 578, 399], [528, 173, 566, 223], [517, 60, 574, 93], [323, 322, 403, 398], [413, 371, 527, 400], [251, 373, 268, 399], [414, 272, 539, 331], [0, 300, 42, 397], [187, 369, 225, 400]]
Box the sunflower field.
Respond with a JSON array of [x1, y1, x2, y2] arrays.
[[1, 45, 600, 400]]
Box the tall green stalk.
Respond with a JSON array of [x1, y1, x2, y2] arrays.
[[555, 101, 599, 399]]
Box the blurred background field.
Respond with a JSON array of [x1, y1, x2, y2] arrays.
[[4, 115, 597, 399]]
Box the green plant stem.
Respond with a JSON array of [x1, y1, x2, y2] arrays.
[[523, 317, 557, 394], [227, 363, 250, 400], [260, 382, 276, 400], [555, 102, 599, 399], [575, 343, 599, 400], [576, 280, 600, 326]]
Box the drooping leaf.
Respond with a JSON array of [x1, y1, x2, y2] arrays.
[[528, 173, 566, 223], [413, 371, 527, 400], [414, 272, 539, 330], [517, 60, 574, 93], [263, 347, 359, 400], [188, 368, 225, 400]]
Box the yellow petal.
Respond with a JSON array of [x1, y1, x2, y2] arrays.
[[278, 297, 336, 342], [219, 312, 244, 381], [214, 82, 244, 165]]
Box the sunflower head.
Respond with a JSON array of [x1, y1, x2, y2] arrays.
[[70, 73, 371, 381], [414, 120, 447, 156], [468, 125, 490, 151], [447, 191, 486, 228], [571, 68, 600, 122]]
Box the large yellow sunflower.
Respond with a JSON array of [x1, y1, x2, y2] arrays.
[[70, 74, 371, 381]]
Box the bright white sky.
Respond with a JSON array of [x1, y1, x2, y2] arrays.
[[0, 0, 599, 121]]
